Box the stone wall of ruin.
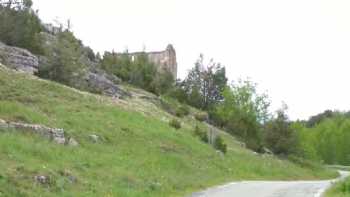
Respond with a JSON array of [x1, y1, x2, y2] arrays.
[[120, 44, 178, 79]]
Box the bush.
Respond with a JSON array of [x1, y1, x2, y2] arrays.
[[193, 125, 208, 143], [194, 112, 208, 122], [169, 119, 181, 130], [214, 136, 227, 154], [175, 105, 190, 117]]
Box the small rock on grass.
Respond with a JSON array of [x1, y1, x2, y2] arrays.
[[67, 137, 79, 146], [88, 134, 100, 143], [34, 175, 51, 185], [0, 119, 8, 129]]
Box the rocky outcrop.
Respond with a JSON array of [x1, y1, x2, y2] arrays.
[[85, 69, 130, 99], [0, 42, 39, 74], [0, 119, 78, 146], [39, 32, 130, 99], [0, 33, 130, 100]]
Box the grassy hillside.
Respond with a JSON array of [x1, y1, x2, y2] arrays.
[[0, 65, 337, 197]]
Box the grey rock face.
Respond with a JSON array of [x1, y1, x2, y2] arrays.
[[0, 42, 39, 74], [85, 71, 130, 99]]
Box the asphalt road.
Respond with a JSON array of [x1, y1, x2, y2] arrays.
[[190, 171, 349, 197]]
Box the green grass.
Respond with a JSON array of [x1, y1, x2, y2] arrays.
[[325, 177, 350, 197], [0, 66, 338, 197]]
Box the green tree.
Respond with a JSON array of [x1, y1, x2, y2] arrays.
[[129, 53, 157, 90], [100, 51, 132, 82], [150, 70, 174, 95], [38, 31, 85, 85], [0, 0, 43, 54], [264, 104, 297, 155], [296, 113, 350, 165], [213, 80, 270, 151], [182, 54, 227, 110]]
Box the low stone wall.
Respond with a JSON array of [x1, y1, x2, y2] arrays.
[[0, 119, 77, 146], [0, 42, 39, 74]]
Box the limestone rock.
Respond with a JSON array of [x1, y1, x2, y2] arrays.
[[0, 119, 8, 129], [53, 136, 66, 144], [0, 119, 71, 145], [85, 71, 129, 99], [50, 128, 66, 144], [262, 147, 273, 155], [88, 134, 100, 143], [67, 137, 79, 146], [216, 150, 225, 158], [0, 42, 39, 74], [34, 175, 51, 185]]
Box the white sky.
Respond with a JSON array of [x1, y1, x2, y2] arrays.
[[32, 0, 350, 120]]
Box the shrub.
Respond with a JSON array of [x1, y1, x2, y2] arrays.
[[193, 125, 208, 143], [175, 105, 190, 117], [214, 136, 227, 154], [169, 119, 181, 130], [194, 112, 208, 122]]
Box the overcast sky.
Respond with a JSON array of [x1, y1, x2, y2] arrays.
[[32, 0, 350, 120]]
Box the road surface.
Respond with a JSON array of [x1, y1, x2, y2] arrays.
[[190, 171, 349, 197]]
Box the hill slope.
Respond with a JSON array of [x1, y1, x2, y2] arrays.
[[0, 65, 337, 197]]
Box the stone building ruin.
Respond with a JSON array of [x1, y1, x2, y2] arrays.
[[119, 44, 178, 79]]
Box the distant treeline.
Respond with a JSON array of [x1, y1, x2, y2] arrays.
[[295, 110, 350, 165]]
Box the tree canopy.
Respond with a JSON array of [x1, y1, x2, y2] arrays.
[[0, 0, 43, 54]]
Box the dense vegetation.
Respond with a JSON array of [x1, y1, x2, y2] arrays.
[[210, 80, 270, 151], [168, 56, 297, 154], [0, 0, 43, 54], [295, 111, 350, 165]]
